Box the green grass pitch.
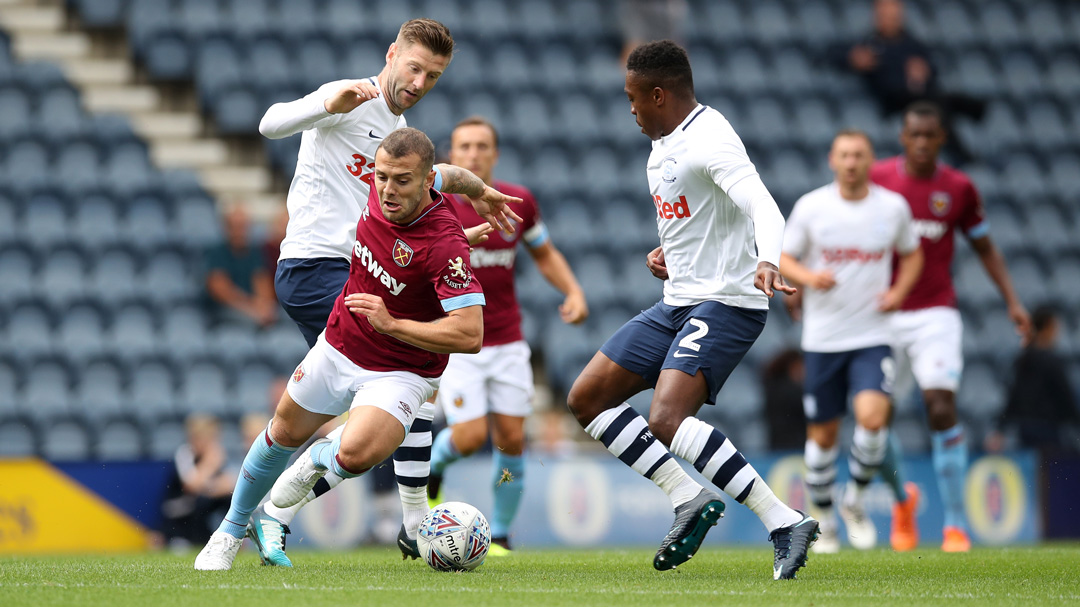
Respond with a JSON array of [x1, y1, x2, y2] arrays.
[[3, 545, 1078, 607]]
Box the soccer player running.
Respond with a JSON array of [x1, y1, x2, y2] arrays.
[[251, 19, 521, 565], [872, 101, 1030, 552], [426, 116, 588, 555], [195, 128, 486, 571], [566, 40, 818, 580], [780, 130, 923, 553]]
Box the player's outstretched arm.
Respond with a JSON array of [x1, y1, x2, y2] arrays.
[[529, 241, 588, 324], [879, 246, 924, 311], [434, 164, 524, 233], [259, 80, 378, 139], [970, 235, 1032, 340], [779, 252, 833, 291], [344, 293, 483, 354]]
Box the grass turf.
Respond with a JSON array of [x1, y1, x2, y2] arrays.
[[2, 545, 1078, 607]]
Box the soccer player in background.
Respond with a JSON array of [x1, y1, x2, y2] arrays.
[[426, 116, 588, 555], [565, 40, 818, 580], [252, 19, 521, 566], [780, 130, 923, 553], [195, 128, 486, 571], [872, 101, 1030, 552]]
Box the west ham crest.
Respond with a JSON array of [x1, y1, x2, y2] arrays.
[[393, 239, 414, 267], [929, 191, 951, 217]]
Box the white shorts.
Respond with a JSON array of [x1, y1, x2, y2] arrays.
[[287, 333, 440, 432], [889, 307, 964, 393], [436, 340, 534, 426]]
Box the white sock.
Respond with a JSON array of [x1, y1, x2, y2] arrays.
[[670, 417, 800, 532], [585, 404, 702, 509], [804, 439, 839, 512]]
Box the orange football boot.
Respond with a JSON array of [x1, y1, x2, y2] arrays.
[[890, 482, 920, 552], [942, 526, 971, 552]]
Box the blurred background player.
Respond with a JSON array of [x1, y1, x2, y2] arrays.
[[250, 19, 521, 565], [566, 40, 817, 580], [160, 414, 235, 550], [872, 101, 1031, 552], [426, 116, 589, 555], [195, 127, 486, 571], [780, 130, 922, 553], [986, 305, 1079, 455]]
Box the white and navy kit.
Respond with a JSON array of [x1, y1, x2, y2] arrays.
[[783, 183, 919, 422], [261, 77, 408, 347], [601, 105, 786, 403]]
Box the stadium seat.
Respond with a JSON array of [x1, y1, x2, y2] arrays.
[[174, 195, 224, 249], [70, 0, 127, 28], [142, 31, 192, 80], [128, 359, 178, 422], [56, 141, 102, 196], [108, 303, 159, 362], [40, 418, 93, 461], [234, 360, 276, 414], [39, 249, 87, 308], [177, 360, 230, 416], [161, 305, 209, 361], [21, 359, 73, 422], [0, 247, 35, 306], [148, 419, 187, 460], [95, 419, 145, 460], [4, 138, 50, 193], [0, 418, 35, 456], [37, 86, 87, 142], [1024, 3, 1068, 51], [980, 2, 1023, 48], [56, 306, 108, 365], [123, 194, 173, 252], [75, 358, 128, 420], [74, 195, 123, 253]]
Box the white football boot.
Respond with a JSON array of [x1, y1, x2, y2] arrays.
[[839, 497, 878, 550], [271, 438, 330, 508], [194, 531, 244, 571]]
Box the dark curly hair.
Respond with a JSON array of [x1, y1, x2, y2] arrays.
[[625, 40, 694, 97]]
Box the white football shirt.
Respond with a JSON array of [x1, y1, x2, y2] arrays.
[[647, 105, 783, 310], [784, 182, 919, 352], [261, 77, 407, 261]]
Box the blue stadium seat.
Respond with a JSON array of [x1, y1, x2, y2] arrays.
[[108, 302, 158, 362], [0, 245, 34, 306], [39, 249, 86, 308], [0, 418, 35, 456], [1024, 3, 1068, 51], [247, 37, 294, 90], [339, 39, 384, 80], [574, 255, 618, 308], [175, 195, 224, 248], [715, 365, 764, 421], [293, 35, 339, 93], [57, 306, 108, 365], [234, 360, 276, 414], [143, 250, 198, 307], [1047, 55, 1080, 98], [40, 418, 93, 461], [95, 419, 144, 460], [4, 138, 50, 193], [275, 0, 323, 40], [91, 113, 140, 148], [178, 360, 230, 416], [90, 248, 139, 308], [5, 305, 53, 359], [127, 0, 174, 54], [749, 2, 797, 46], [929, 2, 978, 49], [954, 51, 1000, 98], [129, 359, 179, 421], [727, 48, 770, 97], [148, 419, 187, 459], [1025, 205, 1073, 257], [142, 31, 192, 80], [123, 194, 173, 252], [1049, 154, 1080, 201], [21, 359, 73, 422], [979, 2, 1023, 48], [22, 192, 69, 250], [958, 360, 1005, 418], [176, 0, 224, 38], [212, 85, 260, 133], [75, 358, 128, 420], [37, 86, 87, 141], [258, 323, 309, 371], [223, 0, 271, 39], [1000, 155, 1049, 202], [1000, 52, 1046, 99], [70, 0, 126, 28], [194, 37, 245, 106], [105, 142, 156, 196], [161, 305, 209, 361], [56, 141, 102, 196], [74, 195, 123, 253], [208, 322, 258, 360], [0, 358, 18, 413]]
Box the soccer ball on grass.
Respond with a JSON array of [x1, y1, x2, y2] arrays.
[[417, 501, 490, 571]]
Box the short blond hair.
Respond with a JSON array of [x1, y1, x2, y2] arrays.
[[396, 18, 454, 58]]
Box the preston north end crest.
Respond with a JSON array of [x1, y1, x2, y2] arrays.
[[661, 157, 678, 183], [393, 239, 414, 267]]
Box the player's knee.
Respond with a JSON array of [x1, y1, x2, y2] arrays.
[[453, 425, 487, 456], [646, 411, 683, 447], [566, 386, 600, 427], [806, 422, 840, 449], [268, 416, 307, 448], [334, 441, 383, 473], [924, 392, 957, 430], [493, 431, 525, 456]]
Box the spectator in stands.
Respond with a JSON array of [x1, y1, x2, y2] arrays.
[[619, 0, 687, 66], [160, 414, 234, 548], [762, 348, 807, 451], [204, 206, 277, 327], [831, 0, 984, 164], [986, 306, 1079, 453]]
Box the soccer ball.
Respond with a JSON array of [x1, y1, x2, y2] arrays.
[[417, 501, 490, 571]]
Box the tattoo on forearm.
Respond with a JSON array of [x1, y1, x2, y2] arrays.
[[436, 165, 484, 197]]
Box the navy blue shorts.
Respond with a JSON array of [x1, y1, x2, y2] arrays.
[[802, 345, 894, 423], [600, 300, 767, 405], [274, 257, 351, 348]]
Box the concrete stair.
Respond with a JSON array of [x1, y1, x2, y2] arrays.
[[0, 0, 283, 220]]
